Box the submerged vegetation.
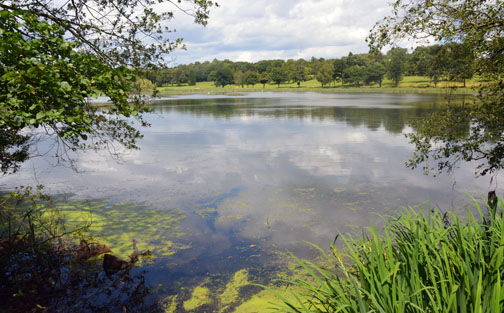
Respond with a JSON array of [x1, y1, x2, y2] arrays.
[[274, 198, 504, 312], [0, 188, 149, 311], [0, 188, 189, 312]]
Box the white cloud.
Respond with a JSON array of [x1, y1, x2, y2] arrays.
[[168, 0, 392, 65]]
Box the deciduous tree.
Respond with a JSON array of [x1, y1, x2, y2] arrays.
[[188, 69, 197, 86], [365, 62, 386, 87], [244, 71, 260, 88], [343, 65, 366, 87], [270, 67, 288, 88], [386, 47, 406, 87], [316, 62, 334, 87], [369, 0, 504, 176], [259, 72, 270, 88], [234, 70, 245, 88], [291, 62, 308, 88], [0, 0, 217, 173], [215, 66, 234, 88]]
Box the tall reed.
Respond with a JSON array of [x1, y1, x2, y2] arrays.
[[273, 197, 504, 312]]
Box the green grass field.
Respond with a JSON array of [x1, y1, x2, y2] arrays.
[[155, 76, 480, 96]]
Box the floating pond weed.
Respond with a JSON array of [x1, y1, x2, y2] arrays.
[[162, 295, 178, 313], [54, 198, 188, 259], [183, 286, 212, 311], [219, 269, 250, 307]]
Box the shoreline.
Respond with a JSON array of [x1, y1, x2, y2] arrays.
[[155, 86, 476, 96]]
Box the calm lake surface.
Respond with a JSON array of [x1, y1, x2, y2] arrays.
[[2, 92, 496, 311]]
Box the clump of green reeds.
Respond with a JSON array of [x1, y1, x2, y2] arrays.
[[273, 197, 504, 312]]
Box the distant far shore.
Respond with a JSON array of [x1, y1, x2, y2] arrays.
[[152, 76, 479, 96]]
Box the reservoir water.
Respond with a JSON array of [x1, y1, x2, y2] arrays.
[[2, 92, 494, 312]]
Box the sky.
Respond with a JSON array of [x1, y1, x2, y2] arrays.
[[166, 0, 393, 65]]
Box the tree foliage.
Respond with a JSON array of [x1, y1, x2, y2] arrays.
[[0, 0, 217, 173], [386, 47, 406, 87], [259, 72, 270, 88], [270, 67, 288, 87], [291, 62, 308, 87], [370, 0, 504, 176], [244, 71, 260, 87], [188, 69, 197, 86], [365, 62, 386, 87], [316, 62, 334, 87], [234, 70, 245, 87], [1, 0, 217, 68], [214, 66, 234, 87], [343, 65, 366, 87]]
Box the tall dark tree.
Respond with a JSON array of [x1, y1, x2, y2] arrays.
[[172, 67, 188, 86], [188, 69, 197, 86], [365, 62, 386, 87], [292, 62, 308, 87], [284, 59, 297, 83], [343, 65, 366, 87], [443, 43, 475, 87], [345, 53, 368, 67], [214, 66, 234, 88], [309, 57, 324, 75], [316, 62, 335, 87], [386, 47, 407, 87], [333, 58, 346, 86], [208, 70, 218, 82], [269, 67, 288, 87], [409, 46, 438, 76], [244, 71, 260, 87], [424, 45, 446, 86], [259, 72, 270, 88]]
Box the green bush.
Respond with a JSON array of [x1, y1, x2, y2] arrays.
[[275, 197, 504, 312]]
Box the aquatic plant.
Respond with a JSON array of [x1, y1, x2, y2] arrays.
[[183, 286, 212, 311], [273, 197, 504, 312], [56, 199, 188, 259], [0, 189, 161, 312]]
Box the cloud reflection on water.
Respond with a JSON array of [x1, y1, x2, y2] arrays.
[[3, 93, 491, 254]]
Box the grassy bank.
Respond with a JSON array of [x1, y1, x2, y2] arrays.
[[155, 76, 480, 96], [274, 197, 504, 312]]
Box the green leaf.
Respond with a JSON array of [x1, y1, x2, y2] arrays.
[[59, 81, 71, 92]]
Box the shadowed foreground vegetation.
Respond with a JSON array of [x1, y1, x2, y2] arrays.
[[2, 186, 503, 312], [273, 197, 504, 312], [0, 187, 157, 312]]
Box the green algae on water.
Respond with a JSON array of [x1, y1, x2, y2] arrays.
[[232, 288, 298, 313], [183, 286, 211, 311], [219, 269, 249, 307], [195, 207, 217, 219], [161, 295, 178, 313], [51, 198, 188, 259]]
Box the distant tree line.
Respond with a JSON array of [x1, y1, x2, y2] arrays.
[[141, 43, 475, 88]]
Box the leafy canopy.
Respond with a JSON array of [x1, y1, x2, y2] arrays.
[[369, 0, 504, 176], [316, 62, 334, 87], [0, 0, 217, 174]]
